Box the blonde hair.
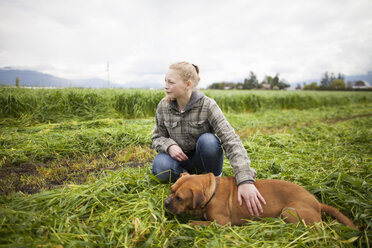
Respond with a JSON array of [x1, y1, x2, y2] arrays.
[[165, 61, 200, 104], [169, 61, 200, 88]]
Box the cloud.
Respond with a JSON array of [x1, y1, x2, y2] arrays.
[[0, 0, 371, 88]]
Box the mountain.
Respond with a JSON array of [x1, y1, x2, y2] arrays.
[[0, 67, 122, 88], [0, 67, 71, 87]]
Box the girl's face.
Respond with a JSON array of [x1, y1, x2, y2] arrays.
[[164, 69, 191, 99]]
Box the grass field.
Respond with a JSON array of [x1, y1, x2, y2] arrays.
[[0, 88, 371, 247]]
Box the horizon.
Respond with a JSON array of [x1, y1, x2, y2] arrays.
[[1, 66, 371, 89]]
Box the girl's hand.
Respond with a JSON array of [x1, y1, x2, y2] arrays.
[[168, 145, 188, 162], [237, 183, 266, 216]]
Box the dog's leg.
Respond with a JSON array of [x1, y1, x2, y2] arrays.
[[208, 214, 232, 226], [281, 207, 300, 223], [190, 216, 232, 227], [189, 221, 212, 227], [281, 204, 321, 225]]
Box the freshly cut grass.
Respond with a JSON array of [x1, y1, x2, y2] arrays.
[[1, 103, 371, 167], [0, 112, 370, 247], [0, 118, 154, 165], [0, 89, 371, 246], [0, 166, 368, 247]]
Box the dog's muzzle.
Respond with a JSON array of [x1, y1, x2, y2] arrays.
[[164, 197, 172, 209]]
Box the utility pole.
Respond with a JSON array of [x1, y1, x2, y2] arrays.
[[106, 62, 110, 88]]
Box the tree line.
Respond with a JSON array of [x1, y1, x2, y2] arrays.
[[302, 72, 349, 90], [208, 72, 290, 90], [208, 71, 370, 91]]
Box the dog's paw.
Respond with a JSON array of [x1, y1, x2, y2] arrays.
[[180, 172, 190, 177], [189, 221, 212, 227]]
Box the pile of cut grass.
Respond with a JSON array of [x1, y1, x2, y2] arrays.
[[1, 103, 371, 199], [0, 167, 368, 247], [1, 103, 371, 167], [0, 118, 154, 166], [0, 113, 370, 247]]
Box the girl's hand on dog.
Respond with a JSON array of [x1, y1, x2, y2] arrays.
[[238, 183, 266, 216]]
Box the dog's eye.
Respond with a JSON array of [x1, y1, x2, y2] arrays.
[[176, 196, 182, 202]]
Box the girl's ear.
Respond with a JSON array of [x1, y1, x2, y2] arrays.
[[186, 80, 193, 89]]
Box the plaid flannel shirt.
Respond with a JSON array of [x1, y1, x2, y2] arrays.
[[151, 91, 257, 185]]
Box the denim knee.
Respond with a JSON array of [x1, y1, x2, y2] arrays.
[[195, 133, 224, 175], [197, 133, 222, 156], [152, 153, 183, 183]]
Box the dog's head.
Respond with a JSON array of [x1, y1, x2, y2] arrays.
[[164, 172, 216, 215]]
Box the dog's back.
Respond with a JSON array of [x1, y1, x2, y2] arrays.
[[209, 177, 357, 228]]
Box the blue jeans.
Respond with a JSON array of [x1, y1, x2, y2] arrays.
[[152, 133, 224, 183]]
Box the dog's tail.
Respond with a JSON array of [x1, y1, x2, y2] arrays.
[[320, 203, 359, 229]]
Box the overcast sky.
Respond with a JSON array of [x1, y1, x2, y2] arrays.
[[0, 0, 371, 88]]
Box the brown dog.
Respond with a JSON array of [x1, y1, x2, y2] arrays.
[[164, 173, 357, 228]]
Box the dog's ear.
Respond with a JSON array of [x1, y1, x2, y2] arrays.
[[192, 189, 206, 209], [171, 178, 183, 193], [180, 172, 190, 177]]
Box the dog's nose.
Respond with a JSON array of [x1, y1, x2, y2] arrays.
[[164, 197, 172, 207]]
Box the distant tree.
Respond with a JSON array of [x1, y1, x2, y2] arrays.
[[346, 80, 353, 89], [208, 73, 289, 90], [262, 75, 274, 89], [263, 74, 290, 90], [262, 76, 273, 89], [208, 82, 225, 89], [330, 79, 346, 89], [16, 77, 20, 88], [243, 71, 259, 89], [320, 72, 330, 87], [281, 82, 292, 90], [276, 75, 290, 90], [208, 82, 240, 89], [225, 82, 239, 89], [236, 82, 244, 89], [295, 83, 302, 90], [303, 82, 318, 90], [337, 73, 344, 80], [272, 75, 280, 89], [320, 72, 345, 89], [329, 72, 336, 84]]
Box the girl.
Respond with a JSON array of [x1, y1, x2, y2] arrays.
[[152, 61, 265, 216]]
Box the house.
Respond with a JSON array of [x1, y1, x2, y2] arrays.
[[353, 80, 371, 89]]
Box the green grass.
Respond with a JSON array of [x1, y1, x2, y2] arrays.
[[1, 103, 370, 167], [204, 90, 371, 113], [1, 88, 371, 122], [0, 89, 371, 247], [0, 118, 154, 165]]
